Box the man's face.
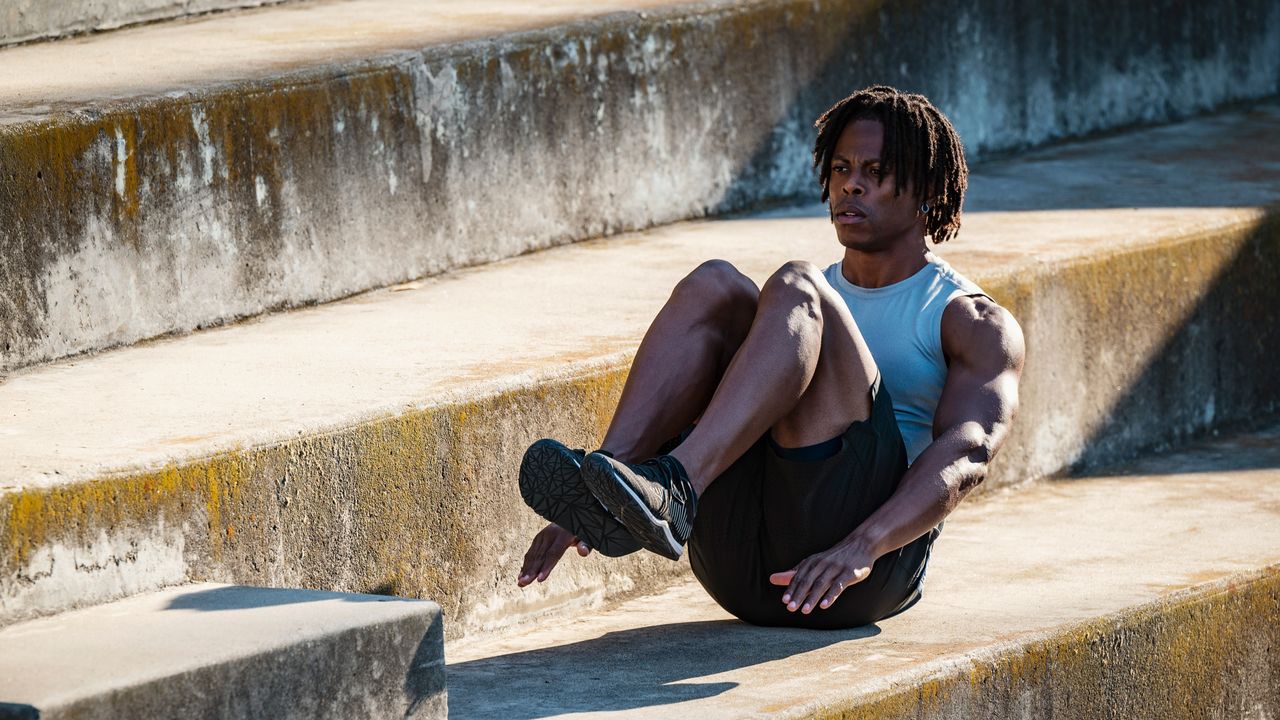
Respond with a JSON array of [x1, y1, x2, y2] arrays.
[[827, 119, 925, 253]]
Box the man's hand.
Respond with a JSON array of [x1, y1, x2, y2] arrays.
[[517, 522, 592, 587], [768, 539, 876, 613]]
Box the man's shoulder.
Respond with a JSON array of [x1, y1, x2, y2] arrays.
[[940, 295, 1025, 370], [942, 293, 1010, 325], [928, 257, 983, 295]]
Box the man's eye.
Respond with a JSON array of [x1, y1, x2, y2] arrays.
[[833, 165, 848, 174], [869, 167, 882, 177]]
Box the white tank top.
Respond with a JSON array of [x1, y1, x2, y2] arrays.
[[823, 256, 986, 464]]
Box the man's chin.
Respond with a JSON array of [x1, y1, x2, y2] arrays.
[[835, 230, 887, 254]]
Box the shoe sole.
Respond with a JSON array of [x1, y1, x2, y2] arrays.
[[518, 439, 640, 557], [581, 453, 683, 561]]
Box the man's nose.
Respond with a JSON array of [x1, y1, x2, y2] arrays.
[[841, 177, 864, 196]]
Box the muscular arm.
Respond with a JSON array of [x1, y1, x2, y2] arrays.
[[772, 295, 1025, 613]]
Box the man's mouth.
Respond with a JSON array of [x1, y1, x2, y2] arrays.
[[834, 206, 867, 224]]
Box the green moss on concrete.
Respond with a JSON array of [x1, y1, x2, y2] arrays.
[[972, 214, 1280, 491], [0, 62, 426, 370], [5, 0, 1278, 371], [0, 365, 633, 632]]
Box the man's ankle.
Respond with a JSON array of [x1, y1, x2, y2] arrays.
[[665, 449, 706, 496], [657, 454, 698, 512]]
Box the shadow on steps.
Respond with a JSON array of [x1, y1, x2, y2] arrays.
[[446, 619, 878, 719], [162, 584, 426, 611]]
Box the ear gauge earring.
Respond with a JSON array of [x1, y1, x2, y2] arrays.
[[920, 202, 931, 215]]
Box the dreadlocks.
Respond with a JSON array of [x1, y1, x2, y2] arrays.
[[812, 85, 968, 244]]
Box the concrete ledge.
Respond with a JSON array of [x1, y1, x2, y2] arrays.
[[1, 0, 1276, 370], [2, 105, 1279, 635], [444, 426, 1280, 718], [0, 0, 291, 48], [0, 583, 446, 720], [835, 571, 1280, 719]]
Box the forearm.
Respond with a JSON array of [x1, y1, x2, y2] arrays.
[[843, 422, 990, 558]]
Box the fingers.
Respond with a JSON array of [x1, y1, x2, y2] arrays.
[[517, 525, 591, 587], [816, 567, 850, 610], [517, 534, 546, 585], [768, 570, 796, 586], [781, 558, 819, 613], [778, 558, 872, 614], [518, 525, 567, 586]]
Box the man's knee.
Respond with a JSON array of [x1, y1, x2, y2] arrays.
[[760, 260, 826, 310], [673, 259, 759, 312]]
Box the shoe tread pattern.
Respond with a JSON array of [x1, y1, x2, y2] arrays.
[[518, 439, 640, 557]]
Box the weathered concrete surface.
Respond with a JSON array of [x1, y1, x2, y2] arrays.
[[445, 425, 1280, 719], [2, 106, 1279, 636], [0, 583, 446, 719], [0, 0, 290, 48], [1, 0, 1277, 371]]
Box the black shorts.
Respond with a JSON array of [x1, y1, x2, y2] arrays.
[[681, 377, 937, 629]]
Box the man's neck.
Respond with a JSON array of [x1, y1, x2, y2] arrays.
[[840, 241, 931, 289]]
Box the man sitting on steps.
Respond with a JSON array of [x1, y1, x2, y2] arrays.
[[516, 85, 1025, 628]]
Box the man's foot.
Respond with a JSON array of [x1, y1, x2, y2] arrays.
[[518, 439, 641, 557], [580, 453, 697, 561]]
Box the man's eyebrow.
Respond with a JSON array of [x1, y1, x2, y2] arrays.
[[831, 153, 881, 165]]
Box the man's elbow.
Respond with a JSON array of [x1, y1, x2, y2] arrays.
[[956, 421, 995, 464], [955, 423, 996, 494]]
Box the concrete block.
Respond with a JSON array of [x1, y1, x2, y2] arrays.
[[1, 0, 1277, 370], [445, 425, 1280, 718], [0, 583, 446, 720], [1, 105, 1278, 638]]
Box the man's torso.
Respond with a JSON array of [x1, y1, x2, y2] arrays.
[[822, 257, 985, 463]]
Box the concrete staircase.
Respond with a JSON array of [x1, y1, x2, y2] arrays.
[[1, 1, 1279, 718]]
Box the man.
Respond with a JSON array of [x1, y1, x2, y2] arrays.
[[517, 85, 1024, 628]]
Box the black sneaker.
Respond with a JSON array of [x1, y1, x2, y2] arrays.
[[518, 439, 641, 557], [580, 453, 697, 561]]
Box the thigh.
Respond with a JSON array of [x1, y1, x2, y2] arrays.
[[770, 265, 878, 449], [686, 436, 772, 621]]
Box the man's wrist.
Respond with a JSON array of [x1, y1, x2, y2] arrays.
[[840, 527, 888, 559]]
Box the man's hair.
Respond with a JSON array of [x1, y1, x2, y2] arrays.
[[812, 85, 968, 243]]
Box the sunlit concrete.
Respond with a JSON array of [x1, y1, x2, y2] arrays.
[[0, 583, 445, 719], [446, 425, 1280, 719]]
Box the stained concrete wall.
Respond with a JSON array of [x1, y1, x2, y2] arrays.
[[824, 568, 1280, 720], [2, 0, 1278, 371], [0, 368, 690, 636], [989, 216, 1280, 482], [0, 0, 289, 46]]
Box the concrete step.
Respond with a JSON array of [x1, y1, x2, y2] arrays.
[[2, 105, 1279, 637], [0, 583, 445, 719], [444, 424, 1280, 719], [0, 0, 292, 48], [1, 0, 1276, 371]]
